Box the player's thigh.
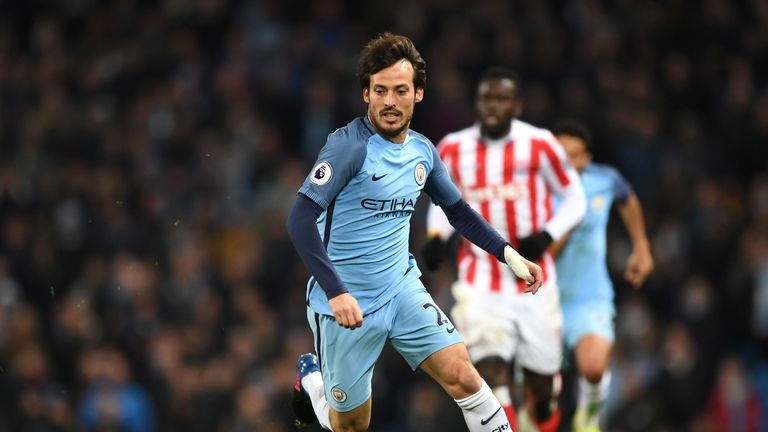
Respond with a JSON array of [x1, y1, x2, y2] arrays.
[[387, 281, 463, 371], [561, 298, 615, 350], [449, 281, 518, 364], [307, 307, 387, 412], [514, 282, 563, 375]]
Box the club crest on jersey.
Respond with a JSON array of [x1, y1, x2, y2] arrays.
[[591, 194, 605, 212], [310, 161, 332, 186], [414, 162, 426, 186], [331, 387, 347, 403]]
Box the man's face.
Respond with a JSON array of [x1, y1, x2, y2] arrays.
[[363, 59, 424, 143], [557, 134, 592, 172], [476, 78, 521, 138]]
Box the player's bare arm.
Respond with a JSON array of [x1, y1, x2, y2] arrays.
[[617, 194, 654, 287], [549, 229, 574, 257]]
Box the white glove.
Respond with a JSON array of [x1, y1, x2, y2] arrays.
[[504, 245, 532, 280]]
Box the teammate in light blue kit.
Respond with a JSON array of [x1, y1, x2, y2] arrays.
[[286, 33, 543, 432], [551, 120, 654, 432]]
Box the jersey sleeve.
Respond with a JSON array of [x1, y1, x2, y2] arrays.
[[538, 131, 586, 241], [441, 199, 507, 263], [423, 142, 462, 207], [537, 131, 576, 194], [286, 194, 346, 299], [608, 165, 634, 203], [298, 127, 368, 209]]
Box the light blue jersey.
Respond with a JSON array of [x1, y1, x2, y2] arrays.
[[556, 163, 632, 347], [299, 116, 460, 316]]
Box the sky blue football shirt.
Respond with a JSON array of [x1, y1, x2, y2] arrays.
[[556, 162, 633, 304], [298, 116, 460, 316]]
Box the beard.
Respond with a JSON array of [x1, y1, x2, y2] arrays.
[[480, 114, 512, 139], [369, 109, 412, 141]]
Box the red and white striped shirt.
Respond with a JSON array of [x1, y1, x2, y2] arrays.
[[427, 119, 585, 295]]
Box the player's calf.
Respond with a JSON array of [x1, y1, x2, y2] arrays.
[[523, 370, 561, 432], [455, 380, 512, 432], [475, 357, 518, 431], [420, 344, 510, 432], [581, 366, 606, 385], [422, 347, 483, 398], [329, 410, 370, 432]]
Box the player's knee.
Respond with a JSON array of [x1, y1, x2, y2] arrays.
[[456, 362, 483, 394], [330, 415, 369, 432], [575, 335, 612, 382], [524, 371, 554, 403], [580, 364, 606, 384], [529, 381, 553, 404]]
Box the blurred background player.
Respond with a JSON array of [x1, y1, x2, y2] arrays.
[[424, 67, 586, 432], [551, 120, 654, 431], [287, 33, 543, 432]]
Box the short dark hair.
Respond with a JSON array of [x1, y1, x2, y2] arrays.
[[553, 119, 593, 152], [356, 33, 426, 91], [478, 66, 522, 99]]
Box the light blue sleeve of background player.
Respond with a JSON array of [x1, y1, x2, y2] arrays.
[[605, 164, 634, 203], [299, 125, 368, 209]]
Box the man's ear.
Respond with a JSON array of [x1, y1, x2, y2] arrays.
[[363, 87, 370, 104], [415, 87, 424, 103], [514, 100, 523, 117]]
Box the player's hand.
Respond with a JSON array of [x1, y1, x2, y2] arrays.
[[516, 231, 553, 261], [421, 236, 447, 271], [328, 292, 363, 329], [504, 245, 544, 294], [624, 246, 654, 288]]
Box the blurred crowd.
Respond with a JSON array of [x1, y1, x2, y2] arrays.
[[0, 0, 767, 431]]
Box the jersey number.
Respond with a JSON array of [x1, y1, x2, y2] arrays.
[[423, 303, 455, 333]]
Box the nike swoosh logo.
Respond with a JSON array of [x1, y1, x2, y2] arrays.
[[372, 173, 387, 181], [480, 407, 502, 425]]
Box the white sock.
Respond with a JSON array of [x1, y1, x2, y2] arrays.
[[455, 380, 511, 432], [301, 371, 333, 430], [576, 371, 611, 412]]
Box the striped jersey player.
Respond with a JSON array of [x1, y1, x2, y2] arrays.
[[431, 119, 581, 293], [425, 68, 585, 431]]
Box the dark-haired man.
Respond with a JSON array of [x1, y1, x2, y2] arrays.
[[425, 68, 586, 432], [286, 34, 542, 432]]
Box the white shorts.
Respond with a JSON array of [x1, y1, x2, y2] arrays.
[[449, 280, 563, 375]]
